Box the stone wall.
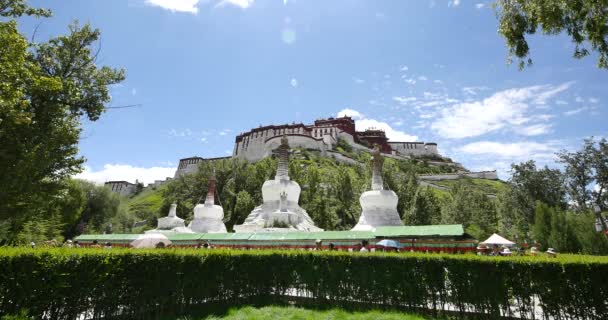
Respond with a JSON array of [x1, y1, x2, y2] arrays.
[[389, 142, 439, 157], [105, 181, 137, 197], [234, 130, 340, 162], [174, 156, 231, 178], [418, 171, 499, 181]]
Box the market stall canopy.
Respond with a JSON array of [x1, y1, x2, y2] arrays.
[[481, 233, 515, 247]]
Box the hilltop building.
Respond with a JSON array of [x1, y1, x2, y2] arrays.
[[232, 116, 439, 162], [174, 116, 442, 177]]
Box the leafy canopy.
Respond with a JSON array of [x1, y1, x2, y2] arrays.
[[495, 0, 608, 69]]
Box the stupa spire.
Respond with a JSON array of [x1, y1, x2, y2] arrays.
[[371, 145, 384, 191], [275, 135, 290, 180], [205, 173, 216, 205]]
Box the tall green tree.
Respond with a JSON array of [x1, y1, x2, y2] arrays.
[[495, 0, 608, 69], [558, 138, 608, 211], [0, 1, 125, 240], [406, 187, 441, 226], [533, 202, 554, 249]]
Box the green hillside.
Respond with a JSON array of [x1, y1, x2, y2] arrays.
[[115, 148, 505, 240]]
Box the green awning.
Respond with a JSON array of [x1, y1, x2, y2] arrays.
[[374, 225, 464, 238], [74, 234, 140, 241], [73, 224, 467, 244], [166, 233, 204, 241]]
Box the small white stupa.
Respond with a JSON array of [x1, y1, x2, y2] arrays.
[[188, 174, 227, 233], [233, 136, 322, 232], [352, 145, 404, 231], [147, 203, 193, 234]]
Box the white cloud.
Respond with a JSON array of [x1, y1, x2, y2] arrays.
[[75, 164, 176, 186], [431, 83, 571, 139], [518, 124, 552, 136], [337, 108, 364, 120], [215, 0, 254, 9], [418, 76, 428, 81], [433, 79, 443, 84], [589, 97, 599, 103], [475, 3, 485, 9], [168, 128, 193, 137], [290, 78, 298, 87], [404, 78, 416, 85], [400, 66, 409, 72], [459, 141, 556, 159], [131, 88, 137, 96], [145, 0, 199, 13], [353, 77, 365, 84], [462, 86, 489, 95], [563, 107, 588, 116], [448, 0, 461, 7], [532, 82, 572, 105], [393, 96, 417, 105], [556, 100, 568, 105], [336, 108, 418, 141]]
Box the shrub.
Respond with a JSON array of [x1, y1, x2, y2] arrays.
[[0, 248, 606, 319]]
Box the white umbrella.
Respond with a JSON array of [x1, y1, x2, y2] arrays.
[[130, 233, 172, 248], [480, 233, 515, 247]]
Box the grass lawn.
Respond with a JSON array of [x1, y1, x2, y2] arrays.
[[176, 306, 431, 320]]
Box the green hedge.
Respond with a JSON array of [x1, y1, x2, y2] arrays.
[[0, 248, 607, 319]]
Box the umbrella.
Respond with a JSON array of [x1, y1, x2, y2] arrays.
[[130, 233, 172, 248], [480, 233, 515, 247], [375, 239, 401, 248]]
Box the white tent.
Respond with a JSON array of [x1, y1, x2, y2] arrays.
[[130, 233, 172, 248], [481, 233, 515, 247]]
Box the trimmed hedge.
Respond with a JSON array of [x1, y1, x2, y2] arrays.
[[0, 248, 607, 319]]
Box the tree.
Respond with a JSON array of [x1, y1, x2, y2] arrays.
[[406, 187, 441, 226], [557, 138, 608, 211], [533, 202, 553, 249], [441, 184, 498, 240], [495, 0, 608, 69], [0, 0, 51, 18], [0, 2, 125, 240], [510, 160, 566, 209], [73, 181, 122, 234], [231, 191, 255, 230], [496, 187, 529, 241]]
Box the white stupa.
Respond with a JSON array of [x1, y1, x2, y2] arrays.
[[233, 136, 322, 232], [147, 203, 193, 234], [189, 174, 227, 233], [352, 146, 404, 231]]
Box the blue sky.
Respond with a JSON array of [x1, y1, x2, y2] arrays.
[[18, 0, 608, 184]]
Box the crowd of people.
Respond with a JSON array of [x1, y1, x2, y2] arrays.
[[476, 243, 557, 257]]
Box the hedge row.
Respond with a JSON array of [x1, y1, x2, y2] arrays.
[[0, 248, 607, 319]]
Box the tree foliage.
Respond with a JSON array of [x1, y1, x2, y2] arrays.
[[0, 1, 124, 241], [495, 0, 608, 69], [558, 137, 608, 211]]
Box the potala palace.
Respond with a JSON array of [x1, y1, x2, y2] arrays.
[[175, 116, 444, 177], [105, 115, 498, 196]]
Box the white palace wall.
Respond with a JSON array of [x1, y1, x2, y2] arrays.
[[389, 142, 438, 157], [418, 171, 499, 181], [234, 126, 342, 162]]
